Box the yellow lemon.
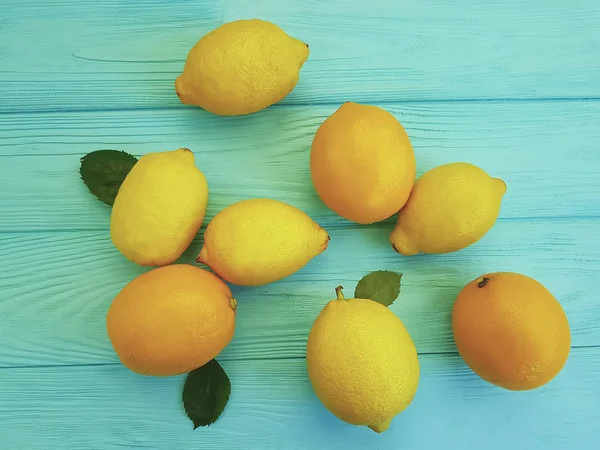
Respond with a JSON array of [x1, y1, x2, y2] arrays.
[[111, 148, 208, 266], [310, 102, 416, 224], [197, 198, 329, 286], [107, 265, 236, 376], [175, 19, 309, 116], [306, 287, 420, 433], [390, 162, 506, 255]]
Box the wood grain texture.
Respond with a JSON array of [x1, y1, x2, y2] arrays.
[[1, 349, 599, 450], [2, 0, 600, 448], [1, 0, 600, 112], [1, 218, 597, 367], [1, 101, 599, 233]]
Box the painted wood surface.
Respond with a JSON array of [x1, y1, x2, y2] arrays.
[[1, 0, 599, 449], [2, 349, 599, 450], [1, 102, 599, 234], [2, 0, 600, 113], [1, 218, 599, 368]]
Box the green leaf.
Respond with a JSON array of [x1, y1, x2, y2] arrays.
[[79, 150, 138, 205], [182, 359, 231, 429], [354, 270, 402, 307]]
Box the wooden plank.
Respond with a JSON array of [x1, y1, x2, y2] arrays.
[[0, 349, 598, 449], [2, 0, 600, 112], [1, 101, 599, 233], [1, 218, 597, 367]]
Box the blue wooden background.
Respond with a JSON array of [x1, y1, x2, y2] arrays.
[[1, 0, 599, 448]]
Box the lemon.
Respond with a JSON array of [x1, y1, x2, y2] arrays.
[[306, 287, 420, 433], [453, 272, 570, 390], [390, 162, 506, 255], [310, 102, 416, 224], [106, 265, 236, 376], [197, 198, 329, 286], [110, 148, 208, 266], [175, 19, 309, 116]]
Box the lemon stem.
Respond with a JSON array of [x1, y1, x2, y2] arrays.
[[335, 286, 345, 300], [477, 277, 490, 288]]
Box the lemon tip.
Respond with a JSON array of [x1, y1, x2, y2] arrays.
[[493, 177, 507, 196], [368, 418, 392, 433]]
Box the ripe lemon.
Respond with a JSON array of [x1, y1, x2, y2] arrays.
[[197, 198, 329, 286], [452, 272, 571, 390], [310, 102, 416, 224], [106, 264, 236, 376], [306, 287, 420, 433], [175, 19, 309, 116], [110, 148, 208, 266], [390, 162, 506, 255]]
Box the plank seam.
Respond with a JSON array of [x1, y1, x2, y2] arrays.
[[2, 215, 600, 235], [1, 345, 597, 371], [1, 96, 600, 117]]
